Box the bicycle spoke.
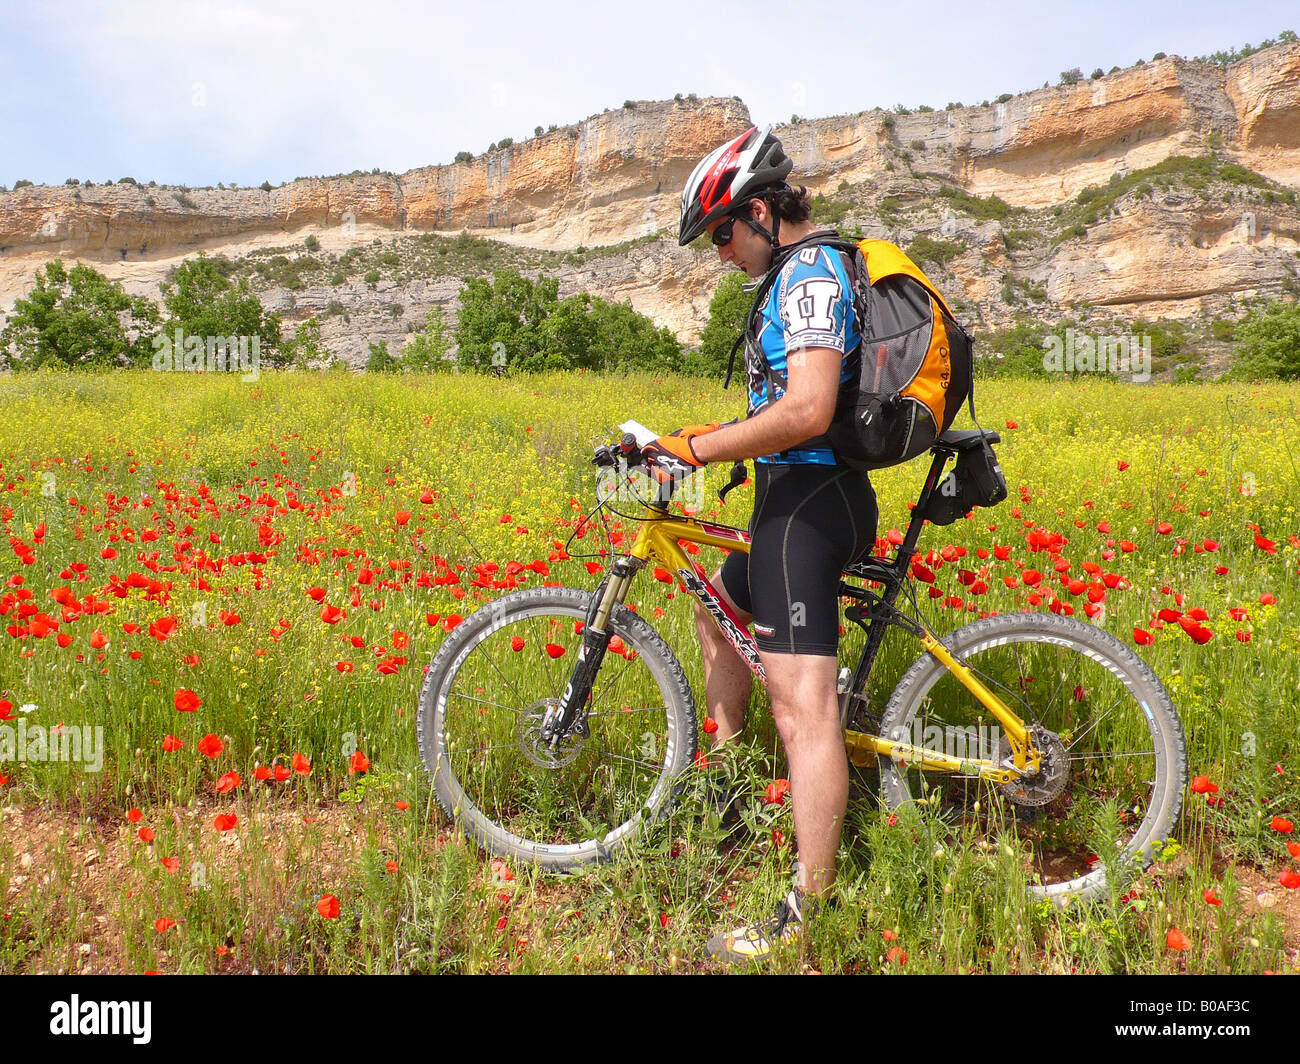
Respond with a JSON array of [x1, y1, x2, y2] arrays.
[[449, 691, 523, 715]]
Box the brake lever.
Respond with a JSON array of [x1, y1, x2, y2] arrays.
[[718, 460, 748, 503]]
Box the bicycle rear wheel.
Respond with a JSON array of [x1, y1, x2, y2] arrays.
[[877, 611, 1186, 904], [416, 587, 697, 870]]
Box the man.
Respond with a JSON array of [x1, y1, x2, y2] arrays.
[[643, 126, 878, 962]]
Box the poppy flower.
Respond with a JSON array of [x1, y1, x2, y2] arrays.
[[154, 917, 176, 933], [1116, 460, 1129, 471], [764, 779, 791, 805], [395, 800, 410, 811], [1203, 888, 1222, 906], [886, 946, 908, 965], [174, 688, 201, 713], [215, 771, 241, 794], [510, 636, 526, 652], [128, 808, 143, 823], [306, 586, 327, 602], [317, 894, 340, 918], [161, 856, 180, 874], [197, 734, 224, 759], [89, 629, 109, 649], [254, 766, 272, 781], [882, 928, 898, 941], [1287, 841, 1300, 859], [349, 750, 370, 774], [213, 813, 238, 833], [162, 734, 183, 752], [1133, 628, 1153, 646], [1165, 927, 1191, 951], [292, 752, 311, 775], [138, 827, 155, 843], [1271, 817, 1294, 834], [544, 643, 566, 658], [1279, 870, 1300, 890], [1190, 776, 1218, 794], [702, 717, 719, 734], [273, 764, 291, 781], [1260, 593, 1277, 606], [1254, 535, 1278, 555]]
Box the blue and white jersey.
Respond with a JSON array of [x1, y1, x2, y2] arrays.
[[746, 244, 860, 465]]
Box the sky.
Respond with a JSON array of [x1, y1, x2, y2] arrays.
[[1, 0, 1296, 189]]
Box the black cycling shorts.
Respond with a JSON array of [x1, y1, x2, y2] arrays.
[[719, 461, 878, 657]]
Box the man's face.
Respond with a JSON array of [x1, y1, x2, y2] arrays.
[[706, 200, 772, 279]]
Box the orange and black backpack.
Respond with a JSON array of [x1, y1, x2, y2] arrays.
[[724, 234, 974, 471]]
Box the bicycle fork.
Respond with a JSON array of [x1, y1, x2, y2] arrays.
[[539, 556, 642, 746]]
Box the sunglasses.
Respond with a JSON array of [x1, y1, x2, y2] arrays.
[[710, 214, 742, 247]]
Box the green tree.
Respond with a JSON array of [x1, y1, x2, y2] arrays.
[[696, 271, 752, 377], [453, 268, 559, 372], [589, 298, 683, 372], [159, 253, 284, 364], [366, 340, 399, 373], [0, 259, 160, 369], [281, 316, 330, 369], [1231, 300, 1300, 380], [400, 305, 454, 372]]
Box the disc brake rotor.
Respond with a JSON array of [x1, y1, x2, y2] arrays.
[[996, 725, 1069, 807], [517, 698, 586, 769]]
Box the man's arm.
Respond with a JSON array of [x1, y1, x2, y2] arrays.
[[691, 346, 841, 464]]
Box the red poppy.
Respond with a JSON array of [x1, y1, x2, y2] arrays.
[[545, 643, 566, 658], [138, 827, 155, 843], [128, 808, 143, 823], [1190, 776, 1218, 794], [1254, 535, 1278, 555], [320, 604, 345, 624], [213, 813, 238, 832], [307, 586, 327, 602], [396, 800, 410, 811], [317, 894, 340, 919], [1116, 460, 1129, 471], [215, 771, 242, 794], [1270, 817, 1294, 834], [1202, 888, 1222, 906], [1260, 593, 1277, 606], [174, 688, 201, 713], [89, 629, 109, 649], [886, 946, 908, 965], [162, 734, 183, 752], [764, 779, 791, 806], [1133, 628, 1153, 646], [1166, 927, 1191, 951], [161, 856, 180, 874], [292, 752, 311, 775], [154, 917, 176, 933], [349, 750, 370, 774], [1279, 870, 1300, 890], [510, 636, 526, 652], [197, 733, 224, 759], [702, 717, 719, 734]]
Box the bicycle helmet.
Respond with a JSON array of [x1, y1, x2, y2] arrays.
[[678, 125, 793, 246]]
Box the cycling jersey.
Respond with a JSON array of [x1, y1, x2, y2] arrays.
[[746, 243, 861, 466]]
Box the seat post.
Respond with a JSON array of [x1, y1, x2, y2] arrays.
[[896, 448, 952, 572]]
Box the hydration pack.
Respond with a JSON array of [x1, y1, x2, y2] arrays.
[[726, 235, 975, 471]]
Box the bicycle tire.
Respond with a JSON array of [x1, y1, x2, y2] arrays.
[[416, 586, 698, 871], [876, 611, 1187, 905]]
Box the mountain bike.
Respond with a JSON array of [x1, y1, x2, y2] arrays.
[[416, 424, 1187, 904]]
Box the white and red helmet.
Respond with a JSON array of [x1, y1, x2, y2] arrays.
[[678, 125, 793, 246]]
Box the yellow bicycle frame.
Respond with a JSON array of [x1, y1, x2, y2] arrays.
[[586, 501, 1040, 787]]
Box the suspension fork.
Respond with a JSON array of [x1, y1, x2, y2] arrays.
[[540, 554, 645, 743]]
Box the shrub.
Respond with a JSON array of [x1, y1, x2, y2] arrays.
[[1059, 68, 1083, 85], [454, 151, 473, 164], [0, 260, 161, 369], [1231, 300, 1300, 380], [401, 305, 454, 372], [364, 269, 381, 285], [907, 236, 965, 267], [1091, 68, 1104, 79], [13, 179, 34, 189], [304, 234, 320, 252], [366, 340, 399, 373], [260, 180, 273, 192], [159, 253, 284, 365], [995, 93, 1014, 103], [696, 271, 750, 377]]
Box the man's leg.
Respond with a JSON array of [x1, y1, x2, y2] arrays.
[[759, 649, 847, 897], [692, 566, 753, 746]]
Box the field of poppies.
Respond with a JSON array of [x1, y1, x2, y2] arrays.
[[0, 367, 1297, 974]]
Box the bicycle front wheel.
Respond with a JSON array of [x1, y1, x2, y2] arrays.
[[416, 587, 697, 870], [877, 611, 1187, 904]]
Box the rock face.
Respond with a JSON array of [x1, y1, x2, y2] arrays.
[[0, 98, 751, 262], [2, 42, 1300, 355]]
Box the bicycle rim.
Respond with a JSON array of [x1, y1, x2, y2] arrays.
[[878, 612, 1185, 903], [424, 593, 691, 864]]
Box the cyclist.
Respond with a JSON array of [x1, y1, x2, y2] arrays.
[[643, 125, 878, 962]]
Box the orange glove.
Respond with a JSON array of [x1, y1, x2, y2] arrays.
[[644, 430, 707, 469], [670, 422, 722, 439]]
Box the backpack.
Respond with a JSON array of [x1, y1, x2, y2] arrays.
[[724, 234, 974, 471]]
